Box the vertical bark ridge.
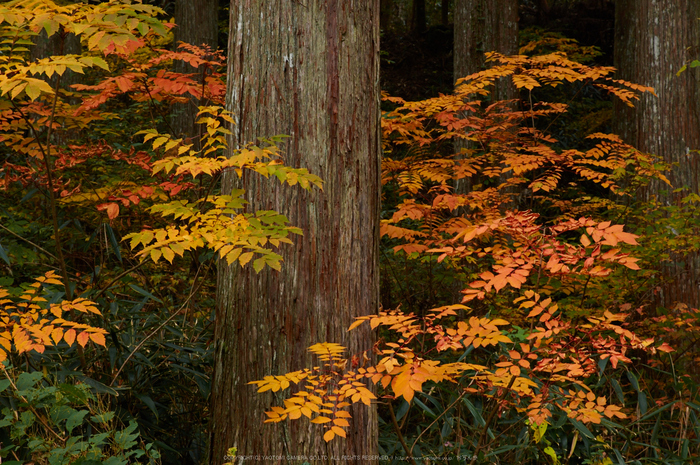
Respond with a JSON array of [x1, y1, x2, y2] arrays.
[[211, 1, 380, 463], [614, 0, 700, 308]]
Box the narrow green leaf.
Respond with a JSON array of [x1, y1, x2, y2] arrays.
[[638, 391, 647, 415], [612, 448, 625, 465], [611, 378, 625, 405], [104, 224, 122, 263], [568, 417, 595, 439], [0, 241, 10, 265], [128, 284, 162, 303], [626, 370, 639, 392]]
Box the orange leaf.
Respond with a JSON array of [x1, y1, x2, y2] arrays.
[[64, 329, 76, 346], [77, 331, 90, 347], [657, 342, 674, 353], [89, 332, 106, 346], [331, 426, 347, 438]]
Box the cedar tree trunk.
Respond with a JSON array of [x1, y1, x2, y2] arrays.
[[614, 0, 700, 307], [172, 0, 218, 141], [453, 0, 518, 98], [210, 1, 380, 464]]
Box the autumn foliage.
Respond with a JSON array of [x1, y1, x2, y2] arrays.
[[1, 0, 699, 463], [249, 51, 696, 462]]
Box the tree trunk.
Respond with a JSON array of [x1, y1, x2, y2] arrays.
[[614, 0, 700, 308], [381, 0, 394, 32], [453, 0, 518, 97], [452, 0, 519, 194], [172, 0, 218, 142], [210, 1, 380, 464], [451, 0, 518, 301], [411, 0, 427, 34], [442, 0, 450, 26]]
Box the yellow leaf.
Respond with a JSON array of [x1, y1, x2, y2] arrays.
[[150, 249, 162, 263], [311, 416, 332, 424], [331, 426, 347, 438], [77, 331, 89, 347], [348, 318, 367, 331], [333, 418, 350, 427], [89, 332, 106, 346], [162, 247, 175, 264], [323, 430, 335, 442], [51, 328, 63, 344], [64, 329, 76, 346], [238, 252, 253, 266]]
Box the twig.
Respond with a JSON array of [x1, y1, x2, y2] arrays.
[[109, 260, 210, 386], [388, 402, 418, 465], [10, 81, 72, 299], [1, 365, 65, 443], [410, 390, 467, 455], [0, 223, 59, 262], [93, 259, 149, 300], [469, 375, 516, 465]]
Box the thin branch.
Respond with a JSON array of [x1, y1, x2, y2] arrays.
[[10, 81, 72, 299], [93, 259, 149, 300], [469, 375, 516, 465], [0, 222, 59, 262], [109, 260, 211, 386], [2, 365, 65, 443], [388, 402, 418, 465], [410, 390, 467, 455]]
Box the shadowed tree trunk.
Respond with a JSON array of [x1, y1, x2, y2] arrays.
[[172, 0, 218, 142], [412, 0, 427, 34], [452, 0, 519, 196], [614, 0, 700, 308], [453, 0, 518, 98], [210, 1, 380, 464], [451, 0, 519, 300], [381, 0, 394, 31]]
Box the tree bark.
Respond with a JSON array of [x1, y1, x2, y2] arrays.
[[453, 0, 518, 97], [442, 0, 450, 26], [172, 0, 218, 142], [411, 0, 427, 34], [210, 1, 380, 464], [614, 0, 700, 308], [381, 0, 394, 32], [452, 0, 519, 194]]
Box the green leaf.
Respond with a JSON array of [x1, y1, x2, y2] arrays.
[[626, 370, 639, 391], [253, 257, 265, 273], [568, 417, 595, 439], [17, 371, 43, 391], [611, 378, 625, 405], [90, 412, 115, 424], [462, 397, 486, 427], [543, 446, 560, 465], [105, 224, 122, 263], [137, 394, 158, 417], [128, 284, 162, 303], [638, 391, 648, 415], [612, 448, 625, 465], [66, 409, 89, 434], [0, 241, 10, 266]]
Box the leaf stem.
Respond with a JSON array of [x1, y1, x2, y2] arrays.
[[469, 375, 516, 465], [409, 390, 467, 455], [1, 364, 65, 443], [388, 402, 418, 465]]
